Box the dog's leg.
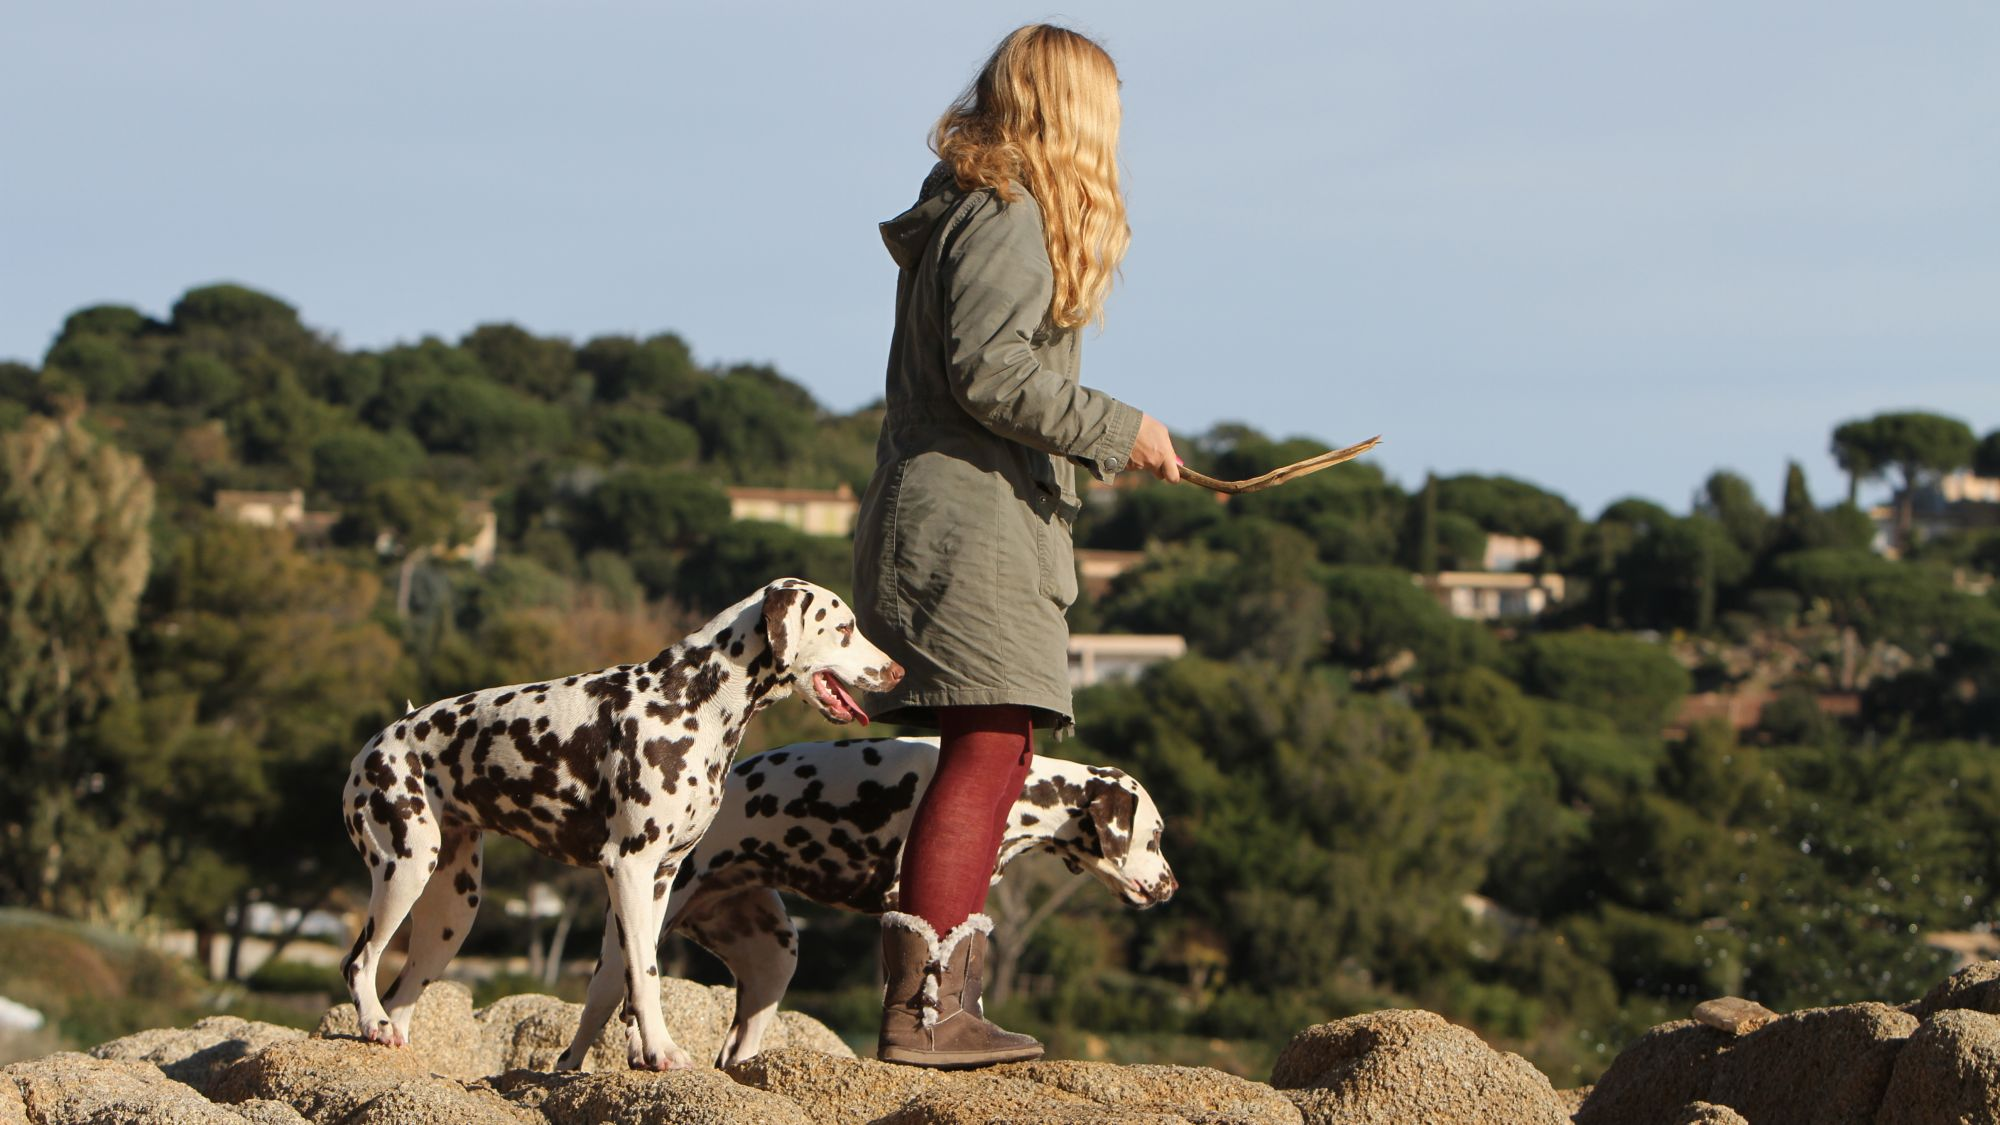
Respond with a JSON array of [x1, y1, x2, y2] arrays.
[[340, 795, 442, 1048], [684, 887, 799, 1068], [380, 826, 482, 1043], [605, 856, 691, 1070], [555, 904, 623, 1071]]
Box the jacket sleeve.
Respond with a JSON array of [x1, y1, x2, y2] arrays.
[[939, 193, 1144, 482]]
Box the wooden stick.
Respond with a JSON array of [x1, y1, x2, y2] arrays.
[[1176, 435, 1384, 495]]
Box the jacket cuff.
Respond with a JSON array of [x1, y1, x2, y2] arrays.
[[1079, 400, 1145, 483]]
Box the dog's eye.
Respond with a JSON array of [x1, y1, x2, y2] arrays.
[[836, 622, 854, 636]]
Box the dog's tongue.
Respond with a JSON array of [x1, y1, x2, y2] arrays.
[[820, 673, 870, 726]]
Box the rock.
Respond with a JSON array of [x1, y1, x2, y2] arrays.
[[875, 1075, 1170, 1125], [0, 1076, 27, 1125], [1575, 1021, 1734, 1125], [471, 983, 854, 1074], [317, 979, 493, 1080], [524, 1068, 812, 1124], [1670, 1103, 1747, 1125], [340, 1082, 535, 1125], [1877, 1008, 2000, 1125], [210, 1036, 525, 1124], [1692, 998, 1779, 1036], [1555, 1086, 1591, 1116], [1269, 1009, 1569, 1125], [990, 1059, 1302, 1125], [724, 1049, 955, 1125], [233, 1102, 313, 1125], [475, 994, 624, 1074], [4, 1052, 268, 1123], [89, 1015, 306, 1095], [1707, 1002, 1915, 1125], [1913, 960, 2000, 1019], [769, 1009, 857, 1058]]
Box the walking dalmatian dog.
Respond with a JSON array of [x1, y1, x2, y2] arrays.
[[557, 735, 1177, 1069], [339, 578, 901, 1070]]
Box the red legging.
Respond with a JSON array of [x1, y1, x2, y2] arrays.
[[898, 704, 1035, 934]]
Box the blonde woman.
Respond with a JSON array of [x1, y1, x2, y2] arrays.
[[852, 23, 1180, 1067]]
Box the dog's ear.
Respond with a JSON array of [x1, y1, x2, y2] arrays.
[[761, 583, 810, 672], [1084, 778, 1139, 866]]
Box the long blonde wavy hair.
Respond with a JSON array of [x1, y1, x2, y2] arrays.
[[932, 24, 1130, 330]]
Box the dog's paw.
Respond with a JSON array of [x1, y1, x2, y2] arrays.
[[626, 1042, 693, 1071], [363, 1019, 407, 1048]]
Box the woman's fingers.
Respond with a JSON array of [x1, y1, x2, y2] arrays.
[[1130, 413, 1180, 483]]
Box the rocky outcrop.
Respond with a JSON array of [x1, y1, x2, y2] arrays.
[[89, 1015, 306, 1095], [319, 978, 857, 1079], [1574, 1020, 1734, 1125], [989, 1060, 1303, 1125], [1877, 1008, 2000, 1125], [5, 1052, 307, 1124], [1670, 1103, 1747, 1125], [1269, 1009, 1569, 1125], [1706, 1002, 1915, 1125], [27, 963, 2000, 1123]]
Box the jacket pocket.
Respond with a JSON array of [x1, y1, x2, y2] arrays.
[[1030, 479, 1081, 609]]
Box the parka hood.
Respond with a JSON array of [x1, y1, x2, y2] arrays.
[[879, 162, 963, 270]]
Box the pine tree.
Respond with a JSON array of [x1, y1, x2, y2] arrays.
[[0, 407, 155, 905]]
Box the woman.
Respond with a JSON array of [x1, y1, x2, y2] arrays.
[[852, 23, 1180, 1068]]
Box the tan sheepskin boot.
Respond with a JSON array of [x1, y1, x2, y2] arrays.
[[878, 911, 1043, 1067]]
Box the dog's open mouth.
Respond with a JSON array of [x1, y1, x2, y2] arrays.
[[812, 671, 869, 726]]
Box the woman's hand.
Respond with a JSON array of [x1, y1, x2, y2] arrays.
[[1127, 413, 1181, 483]]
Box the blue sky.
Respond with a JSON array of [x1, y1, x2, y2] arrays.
[[5, 1, 1994, 515]]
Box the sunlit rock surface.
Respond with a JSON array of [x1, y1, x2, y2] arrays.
[[13, 965, 2000, 1122]]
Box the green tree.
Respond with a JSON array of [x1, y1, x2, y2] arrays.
[[462, 323, 580, 401], [1434, 474, 1582, 565], [594, 407, 700, 466], [43, 334, 142, 403], [579, 333, 702, 405], [1975, 430, 2000, 479], [133, 519, 404, 971], [675, 521, 852, 613], [1321, 565, 1494, 675], [1078, 484, 1225, 551], [0, 409, 155, 907], [310, 427, 425, 500], [1697, 470, 1771, 558], [576, 468, 731, 556], [1404, 473, 1440, 576], [1514, 631, 1690, 736], [152, 352, 243, 412], [1830, 412, 1976, 549]]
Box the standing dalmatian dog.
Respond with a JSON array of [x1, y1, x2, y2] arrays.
[[339, 578, 901, 1070], [559, 736, 1176, 1068]]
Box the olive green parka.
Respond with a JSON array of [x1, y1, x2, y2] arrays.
[[852, 164, 1143, 738]]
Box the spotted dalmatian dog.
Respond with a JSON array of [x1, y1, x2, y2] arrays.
[[339, 578, 901, 1070], [559, 735, 1177, 1068]]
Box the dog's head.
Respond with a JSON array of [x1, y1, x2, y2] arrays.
[[756, 578, 902, 725], [1036, 766, 1177, 908]]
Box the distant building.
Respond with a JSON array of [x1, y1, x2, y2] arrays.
[[726, 483, 859, 537], [1481, 534, 1544, 573], [1074, 548, 1146, 599], [1067, 634, 1187, 688], [213, 489, 306, 528], [1415, 571, 1566, 620], [214, 488, 340, 547], [1940, 469, 2000, 505]]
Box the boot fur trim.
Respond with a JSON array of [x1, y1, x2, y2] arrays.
[[883, 912, 994, 1029]]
